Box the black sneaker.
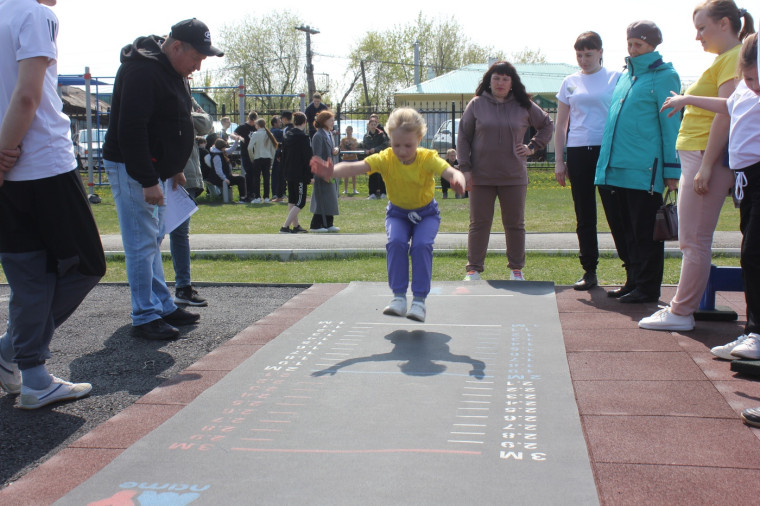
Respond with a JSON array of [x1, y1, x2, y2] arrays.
[[174, 286, 208, 307], [742, 407, 760, 428], [162, 307, 200, 326], [133, 319, 179, 340], [291, 225, 308, 233], [279, 226, 292, 234]]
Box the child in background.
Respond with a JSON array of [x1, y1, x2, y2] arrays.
[[209, 136, 247, 203], [661, 33, 760, 364], [311, 108, 465, 322], [442, 148, 467, 199]]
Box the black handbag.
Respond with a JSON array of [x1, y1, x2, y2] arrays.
[[653, 189, 678, 241]]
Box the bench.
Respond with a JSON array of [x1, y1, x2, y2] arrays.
[[694, 264, 743, 321]]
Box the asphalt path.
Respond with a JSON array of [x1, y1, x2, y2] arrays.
[[0, 283, 305, 489]]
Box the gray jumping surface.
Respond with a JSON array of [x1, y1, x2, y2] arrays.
[[57, 281, 598, 505]]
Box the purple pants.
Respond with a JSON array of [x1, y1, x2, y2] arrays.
[[385, 200, 440, 298]]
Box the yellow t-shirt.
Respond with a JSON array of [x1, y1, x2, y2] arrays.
[[677, 44, 740, 151], [365, 147, 449, 210]]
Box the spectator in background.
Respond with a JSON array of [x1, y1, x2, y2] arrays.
[[210, 136, 246, 203], [280, 112, 312, 233], [305, 93, 328, 138], [310, 110, 340, 232], [218, 116, 232, 141], [339, 125, 360, 194], [248, 118, 279, 203], [363, 116, 389, 199], [0, 0, 106, 408], [458, 61, 554, 282], [170, 101, 212, 308], [270, 116, 286, 202], [554, 31, 621, 291], [235, 111, 258, 203]]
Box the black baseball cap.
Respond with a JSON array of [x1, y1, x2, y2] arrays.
[[169, 18, 224, 57]]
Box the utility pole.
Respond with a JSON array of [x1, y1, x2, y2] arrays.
[[295, 25, 319, 101]]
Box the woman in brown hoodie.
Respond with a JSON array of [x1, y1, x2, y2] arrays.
[[457, 61, 553, 281]]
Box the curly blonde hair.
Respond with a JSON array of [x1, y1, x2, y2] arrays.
[[386, 107, 427, 139]]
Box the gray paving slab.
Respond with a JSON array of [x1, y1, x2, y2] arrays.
[[55, 281, 597, 505], [99, 231, 742, 259]]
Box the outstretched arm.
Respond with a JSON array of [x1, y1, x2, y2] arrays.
[[310, 157, 370, 181], [661, 91, 729, 117]]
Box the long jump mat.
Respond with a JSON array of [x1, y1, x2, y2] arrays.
[[56, 281, 597, 505]]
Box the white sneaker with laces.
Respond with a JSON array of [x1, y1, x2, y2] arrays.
[[327, 226, 340, 233], [510, 270, 525, 281], [463, 271, 481, 281], [19, 376, 92, 409], [406, 301, 426, 322], [638, 306, 695, 331], [730, 333, 760, 360], [383, 296, 407, 317], [0, 353, 21, 395], [711, 334, 748, 360]]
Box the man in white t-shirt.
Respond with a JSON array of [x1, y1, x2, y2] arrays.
[[0, 0, 106, 409]]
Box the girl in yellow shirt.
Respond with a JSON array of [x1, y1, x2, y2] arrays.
[[311, 108, 465, 322]]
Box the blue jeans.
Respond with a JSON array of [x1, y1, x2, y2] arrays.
[[170, 217, 191, 288], [385, 200, 440, 298], [105, 160, 177, 325]]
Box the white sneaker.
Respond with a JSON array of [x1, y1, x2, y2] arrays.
[[406, 301, 426, 322], [327, 226, 340, 233], [711, 334, 748, 360], [383, 296, 407, 317], [464, 271, 481, 281], [310, 228, 328, 233], [638, 306, 695, 331], [263, 198, 270, 203], [251, 198, 262, 204], [731, 333, 760, 360], [0, 353, 21, 395], [510, 270, 525, 281], [380, 193, 387, 199], [19, 376, 92, 409], [367, 194, 378, 200]]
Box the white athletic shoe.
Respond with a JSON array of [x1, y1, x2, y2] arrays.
[[731, 333, 760, 360], [19, 376, 92, 409], [510, 270, 525, 281], [638, 306, 695, 331], [464, 271, 481, 281], [406, 301, 426, 322], [711, 334, 748, 360], [383, 296, 407, 317]]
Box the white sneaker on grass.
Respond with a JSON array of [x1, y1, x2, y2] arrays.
[[383, 296, 407, 317], [463, 271, 481, 281], [406, 300, 426, 322], [510, 269, 525, 281], [731, 333, 760, 360], [310, 228, 328, 233], [0, 354, 21, 395], [711, 334, 748, 360], [19, 376, 92, 409], [638, 306, 695, 331]]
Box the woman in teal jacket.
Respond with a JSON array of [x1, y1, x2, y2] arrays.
[[595, 20, 681, 303]]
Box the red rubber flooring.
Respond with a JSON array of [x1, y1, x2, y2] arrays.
[[2, 283, 759, 505]]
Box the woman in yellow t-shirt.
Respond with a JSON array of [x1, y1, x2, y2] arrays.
[[311, 108, 465, 323], [640, 0, 754, 331]]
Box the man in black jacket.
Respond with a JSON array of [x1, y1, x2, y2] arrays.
[[103, 18, 223, 340]]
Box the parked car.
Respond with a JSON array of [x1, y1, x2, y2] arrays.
[[431, 119, 460, 153], [74, 128, 108, 170]]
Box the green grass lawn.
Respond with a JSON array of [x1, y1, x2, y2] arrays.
[[87, 168, 742, 235], [69, 167, 743, 286]]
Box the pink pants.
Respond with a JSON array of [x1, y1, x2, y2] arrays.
[[669, 150, 734, 316], [466, 184, 527, 272]]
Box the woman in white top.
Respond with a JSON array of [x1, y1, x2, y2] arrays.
[[555, 31, 621, 290]]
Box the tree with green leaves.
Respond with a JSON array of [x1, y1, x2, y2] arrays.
[[214, 11, 305, 115], [346, 13, 501, 108], [510, 47, 548, 64]]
